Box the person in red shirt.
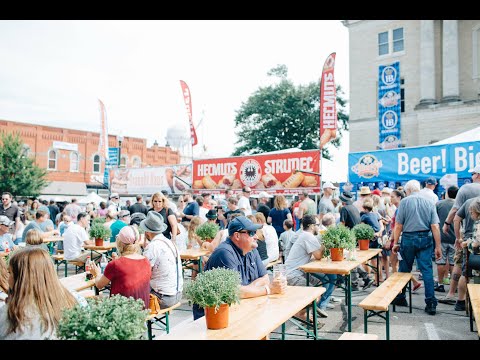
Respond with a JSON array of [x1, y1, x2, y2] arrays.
[[90, 226, 151, 309]]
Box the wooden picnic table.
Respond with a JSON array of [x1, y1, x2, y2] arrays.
[[59, 272, 96, 292], [162, 285, 325, 340], [43, 236, 64, 243], [299, 248, 382, 332], [180, 248, 211, 274], [83, 242, 116, 260]]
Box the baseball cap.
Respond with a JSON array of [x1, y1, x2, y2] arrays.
[[110, 193, 119, 199], [0, 215, 14, 227], [242, 186, 251, 193], [372, 189, 382, 196], [322, 181, 337, 190], [468, 165, 480, 174], [118, 210, 130, 218], [425, 176, 437, 185], [228, 216, 262, 236], [258, 191, 273, 199]]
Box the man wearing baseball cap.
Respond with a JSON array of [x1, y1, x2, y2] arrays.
[[419, 176, 439, 205], [193, 216, 286, 320], [0, 215, 17, 253], [318, 182, 337, 221]]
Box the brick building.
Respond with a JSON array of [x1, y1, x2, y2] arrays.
[[0, 119, 181, 199]]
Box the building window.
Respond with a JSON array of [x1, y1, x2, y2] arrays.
[[473, 25, 480, 79], [400, 78, 405, 113], [378, 27, 404, 56], [70, 152, 79, 172], [120, 156, 127, 168], [132, 156, 141, 168], [48, 150, 57, 170], [93, 154, 101, 173]]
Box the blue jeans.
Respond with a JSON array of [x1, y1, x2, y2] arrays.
[[312, 273, 337, 310], [397, 231, 437, 307]]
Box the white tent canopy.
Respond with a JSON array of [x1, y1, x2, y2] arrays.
[[432, 125, 480, 145], [76, 191, 107, 205]]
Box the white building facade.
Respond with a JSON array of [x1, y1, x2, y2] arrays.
[[342, 20, 480, 152]]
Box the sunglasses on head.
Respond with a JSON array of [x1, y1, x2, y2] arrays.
[[238, 230, 256, 237]]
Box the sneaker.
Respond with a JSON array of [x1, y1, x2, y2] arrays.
[[330, 296, 342, 304], [362, 277, 374, 290], [392, 297, 408, 307], [438, 295, 457, 305], [454, 300, 466, 311], [412, 283, 423, 293], [317, 308, 328, 318], [434, 284, 445, 292], [425, 304, 436, 315], [326, 303, 335, 310]]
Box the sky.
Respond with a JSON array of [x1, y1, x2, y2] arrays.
[[0, 20, 350, 182]]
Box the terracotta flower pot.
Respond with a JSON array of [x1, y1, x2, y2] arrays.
[[205, 303, 229, 329], [95, 238, 104, 246], [358, 239, 370, 251], [330, 248, 344, 261], [204, 238, 213, 243]]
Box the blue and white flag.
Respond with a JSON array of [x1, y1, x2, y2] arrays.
[[378, 62, 401, 149]]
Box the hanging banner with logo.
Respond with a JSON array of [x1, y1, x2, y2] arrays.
[[319, 52, 337, 149], [179, 80, 198, 146], [98, 99, 109, 162], [103, 147, 119, 187], [378, 61, 401, 149], [192, 150, 321, 195], [349, 140, 480, 183]]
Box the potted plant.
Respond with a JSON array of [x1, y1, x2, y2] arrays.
[[195, 221, 219, 243], [185, 267, 241, 329], [89, 223, 112, 246], [92, 216, 106, 225], [57, 294, 149, 340], [321, 224, 356, 261], [352, 224, 375, 251]]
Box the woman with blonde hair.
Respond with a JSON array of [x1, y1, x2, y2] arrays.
[[25, 228, 49, 252], [149, 192, 178, 244], [255, 212, 279, 267], [0, 247, 77, 339], [267, 195, 292, 238], [90, 225, 151, 309]]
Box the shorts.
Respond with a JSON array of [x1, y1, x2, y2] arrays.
[[436, 243, 455, 265]]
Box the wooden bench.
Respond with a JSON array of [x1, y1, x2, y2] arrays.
[[146, 301, 182, 340], [266, 259, 282, 270], [358, 272, 412, 340], [467, 284, 480, 339], [52, 254, 85, 277], [338, 332, 379, 340]]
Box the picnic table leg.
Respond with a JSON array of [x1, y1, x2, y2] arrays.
[[376, 254, 379, 286], [306, 273, 310, 322], [147, 320, 153, 340], [408, 280, 412, 313], [346, 273, 352, 332], [281, 322, 286, 340], [469, 295, 474, 332], [364, 310, 368, 333], [64, 261, 67, 278], [386, 310, 390, 340], [312, 300, 318, 340], [166, 312, 171, 334]]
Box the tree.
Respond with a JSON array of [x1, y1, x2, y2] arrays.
[[0, 132, 49, 197], [232, 65, 349, 160]]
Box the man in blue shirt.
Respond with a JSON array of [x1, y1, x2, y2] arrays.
[[193, 216, 285, 319], [0, 216, 16, 252]]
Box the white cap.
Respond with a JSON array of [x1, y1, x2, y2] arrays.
[[322, 181, 337, 190], [468, 165, 480, 174], [110, 193, 119, 199], [258, 191, 273, 199]]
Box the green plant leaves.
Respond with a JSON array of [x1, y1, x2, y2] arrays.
[[89, 223, 112, 240], [195, 222, 219, 241], [352, 223, 375, 241], [321, 224, 356, 251]]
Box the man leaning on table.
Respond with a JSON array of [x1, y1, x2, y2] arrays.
[[193, 216, 286, 320]]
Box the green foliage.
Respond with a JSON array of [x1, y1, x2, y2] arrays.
[[92, 217, 106, 224], [321, 224, 356, 251], [185, 267, 241, 312], [89, 223, 112, 240], [57, 294, 148, 340], [195, 221, 219, 241], [0, 132, 49, 197], [232, 65, 349, 160], [352, 223, 375, 240]]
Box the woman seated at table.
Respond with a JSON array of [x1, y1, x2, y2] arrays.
[[90, 226, 151, 309], [0, 247, 77, 339], [24, 228, 50, 252]]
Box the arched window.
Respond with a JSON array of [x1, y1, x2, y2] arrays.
[[70, 152, 79, 172], [132, 156, 141, 168], [120, 155, 127, 168], [48, 150, 57, 170], [93, 154, 101, 173]]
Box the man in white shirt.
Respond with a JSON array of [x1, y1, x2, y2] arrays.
[[107, 193, 121, 214], [419, 177, 439, 205], [63, 212, 94, 263], [238, 186, 252, 216]]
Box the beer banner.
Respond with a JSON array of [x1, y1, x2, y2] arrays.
[[179, 80, 198, 146], [349, 140, 480, 183], [192, 150, 321, 195], [109, 164, 192, 195], [319, 52, 337, 149], [378, 62, 401, 149]]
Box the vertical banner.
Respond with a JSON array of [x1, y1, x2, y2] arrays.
[[319, 52, 337, 149], [98, 99, 109, 162], [179, 80, 198, 146], [378, 62, 401, 149]]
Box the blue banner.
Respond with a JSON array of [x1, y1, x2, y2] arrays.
[[107, 147, 119, 167], [378, 62, 401, 149], [349, 141, 480, 183]]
